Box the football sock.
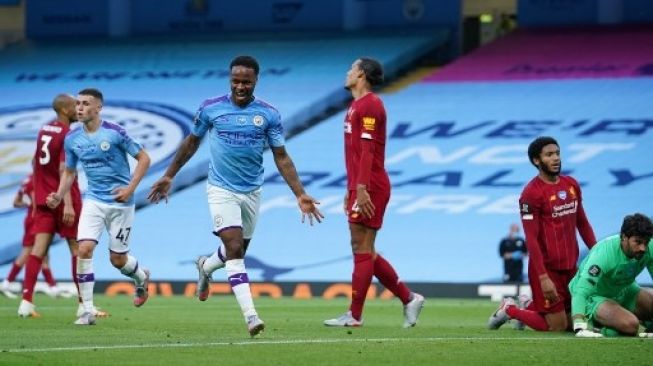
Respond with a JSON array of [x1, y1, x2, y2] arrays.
[[349, 253, 374, 321], [72, 255, 82, 303], [77, 258, 95, 313], [21, 255, 43, 303], [41, 267, 56, 287], [6, 261, 22, 282], [226, 259, 257, 319], [373, 254, 411, 304], [506, 305, 549, 331], [600, 327, 620, 337], [119, 255, 147, 286], [203, 245, 227, 274]]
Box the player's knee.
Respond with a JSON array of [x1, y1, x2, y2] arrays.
[[618, 318, 640, 335], [224, 241, 244, 259], [547, 316, 568, 332], [109, 253, 127, 268], [77, 245, 93, 259]]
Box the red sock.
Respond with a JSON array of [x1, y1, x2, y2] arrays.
[[41, 268, 56, 287], [6, 262, 23, 282], [21, 255, 43, 303], [349, 253, 374, 321], [72, 255, 82, 303], [373, 254, 411, 304], [506, 305, 549, 331]]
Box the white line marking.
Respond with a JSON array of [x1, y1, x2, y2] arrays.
[[4, 336, 638, 353]]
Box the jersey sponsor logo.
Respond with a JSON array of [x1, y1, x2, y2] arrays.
[[557, 190, 567, 200], [253, 115, 264, 127], [551, 200, 577, 218], [100, 141, 111, 151], [588, 264, 601, 277], [0, 101, 191, 216], [362, 117, 376, 131]]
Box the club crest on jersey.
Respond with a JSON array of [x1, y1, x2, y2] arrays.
[[0, 101, 191, 216], [588, 265, 601, 277], [252, 115, 264, 127], [557, 190, 567, 200]]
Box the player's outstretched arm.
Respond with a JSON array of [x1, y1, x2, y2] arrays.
[[148, 134, 201, 204], [114, 149, 151, 203], [47, 167, 77, 209], [271, 146, 323, 225]]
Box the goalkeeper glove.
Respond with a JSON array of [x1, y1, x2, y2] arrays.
[[574, 321, 603, 338]]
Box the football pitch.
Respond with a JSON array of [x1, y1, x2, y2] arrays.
[[1, 295, 651, 365]]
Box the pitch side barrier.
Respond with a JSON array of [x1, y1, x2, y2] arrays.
[[0, 280, 557, 300]]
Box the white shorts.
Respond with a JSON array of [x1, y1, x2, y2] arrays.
[[77, 199, 135, 253], [207, 184, 261, 240]]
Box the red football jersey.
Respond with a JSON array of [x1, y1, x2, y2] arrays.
[[344, 92, 390, 192], [32, 121, 81, 206], [519, 175, 596, 275]]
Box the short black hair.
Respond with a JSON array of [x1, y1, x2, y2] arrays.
[[527, 136, 558, 167], [78, 88, 104, 103], [230, 55, 259, 76], [358, 57, 384, 86], [621, 213, 653, 241]]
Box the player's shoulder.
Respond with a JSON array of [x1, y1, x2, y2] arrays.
[[356, 92, 384, 109], [252, 97, 280, 115], [101, 120, 126, 133], [66, 124, 83, 137], [520, 176, 543, 200], [559, 175, 580, 187], [198, 94, 230, 111]]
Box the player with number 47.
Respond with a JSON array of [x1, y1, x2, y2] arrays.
[[47, 88, 152, 326]]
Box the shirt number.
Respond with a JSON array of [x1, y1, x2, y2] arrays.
[[115, 227, 131, 245], [39, 135, 53, 165]]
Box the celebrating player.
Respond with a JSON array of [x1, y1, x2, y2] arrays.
[[47, 88, 151, 325], [323, 57, 424, 328], [488, 136, 596, 332], [570, 213, 653, 338], [17, 95, 87, 318], [148, 55, 323, 337]]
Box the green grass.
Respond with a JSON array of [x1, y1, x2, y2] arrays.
[[1, 295, 652, 365]]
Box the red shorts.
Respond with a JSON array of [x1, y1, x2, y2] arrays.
[[22, 213, 35, 247], [32, 201, 81, 239], [347, 189, 390, 230], [528, 264, 576, 314]]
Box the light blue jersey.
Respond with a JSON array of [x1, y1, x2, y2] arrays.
[[192, 94, 285, 193], [65, 121, 143, 206]]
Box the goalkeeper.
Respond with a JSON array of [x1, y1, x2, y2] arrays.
[[569, 213, 653, 338]]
